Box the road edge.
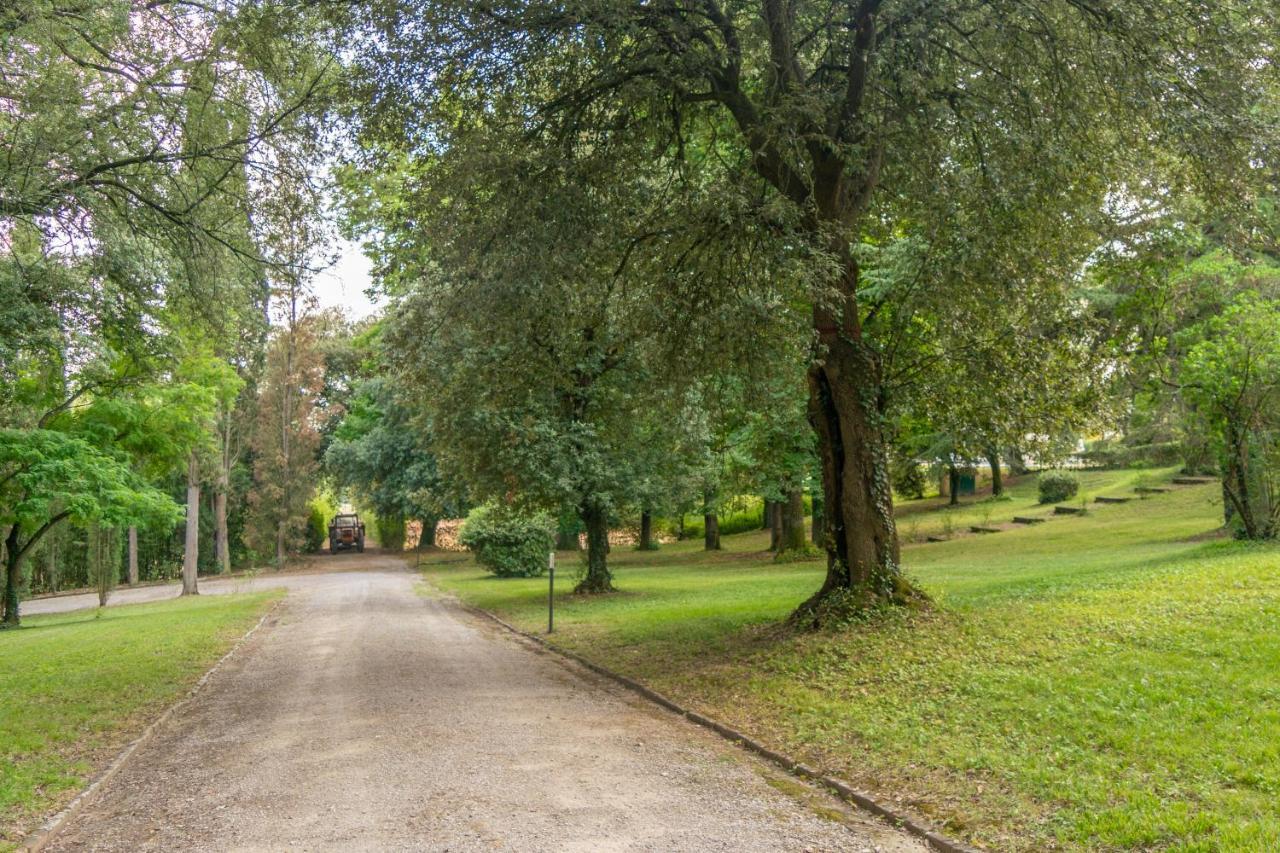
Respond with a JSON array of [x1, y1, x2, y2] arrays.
[[19, 594, 287, 852], [447, 594, 983, 853]]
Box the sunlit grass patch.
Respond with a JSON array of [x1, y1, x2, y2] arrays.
[[0, 592, 281, 847], [425, 470, 1280, 850]]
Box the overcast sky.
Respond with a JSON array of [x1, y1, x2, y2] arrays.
[[313, 238, 385, 321]]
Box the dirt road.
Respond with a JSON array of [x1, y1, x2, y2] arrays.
[[42, 552, 925, 852]]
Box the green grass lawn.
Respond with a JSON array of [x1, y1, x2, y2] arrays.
[[0, 592, 282, 847], [423, 468, 1280, 851]]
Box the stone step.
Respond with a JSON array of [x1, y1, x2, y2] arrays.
[[1012, 516, 1045, 525], [1134, 486, 1171, 494], [926, 535, 949, 543], [970, 526, 1001, 534], [1172, 476, 1216, 485], [1054, 505, 1086, 515], [1095, 496, 1131, 504]]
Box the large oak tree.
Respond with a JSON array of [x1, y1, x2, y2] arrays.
[[345, 0, 1274, 618]]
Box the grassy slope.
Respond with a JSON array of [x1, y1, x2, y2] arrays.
[[0, 592, 282, 846], [424, 469, 1280, 851]]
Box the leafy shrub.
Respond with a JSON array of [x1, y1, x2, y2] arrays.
[[669, 505, 764, 540], [772, 543, 823, 563], [459, 502, 555, 577], [891, 455, 927, 500], [305, 490, 338, 553], [666, 494, 818, 540], [1079, 440, 1183, 469], [1038, 470, 1080, 504], [306, 503, 329, 552], [376, 514, 407, 551]]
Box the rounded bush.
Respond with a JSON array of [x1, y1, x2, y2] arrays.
[[459, 502, 555, 577], [891, 456, 927, 500], [1038, 470, 1080, 504]]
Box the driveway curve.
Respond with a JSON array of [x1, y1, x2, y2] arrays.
[[41, 552, 924, 852]]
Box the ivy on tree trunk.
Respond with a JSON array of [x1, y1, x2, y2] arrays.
[[576, 503, 613, 593]]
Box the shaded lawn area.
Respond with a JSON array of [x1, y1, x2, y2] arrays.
[[0, 592, 282, 847], [424, 470, 1280, 851]]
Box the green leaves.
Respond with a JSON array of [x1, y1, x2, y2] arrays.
[[0, 428, 181, 532], [1182, 294, 1280, 424]]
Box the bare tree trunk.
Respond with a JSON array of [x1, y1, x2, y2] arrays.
[[704, 513, 721, 551], [768, 500, 782, 550], [215, 414, 232, 575], [987, 449, 1003, 497], [182, 453, 200, 596], [811, 491, 827, 548], [948, 464, 961, 506], [1226, 423, 1259, 539], [127, 525, 139, 585], [638, 510, 654, 550], [278, 295, 294, 572], [779, 489, 806, 552], [216, 479, 231, 571], [3, 524, 21, 626], [275, 519, 286, 571], [576, 502, 613, 593]]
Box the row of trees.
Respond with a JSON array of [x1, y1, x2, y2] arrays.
[[326, 0, 1278, 622], [7, 2, 1278, 630], [0, 1, 339, 625]]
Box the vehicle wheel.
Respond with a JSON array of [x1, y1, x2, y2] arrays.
[[329, 537, 337, 553], [357, 537, 364, 553]]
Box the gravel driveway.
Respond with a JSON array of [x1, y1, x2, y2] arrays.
[[41, 552, 925, 852]]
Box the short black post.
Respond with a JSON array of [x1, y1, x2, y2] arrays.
[[547, 551, 555, 633]]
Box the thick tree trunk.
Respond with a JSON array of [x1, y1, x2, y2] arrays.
[[779, 489, 806, 552], [796, 294, 919, 623], [127, 526, 139, 585], [638, 510, 655, 550], [987, 449, 1003, 497], [576, 503, 613, 593], [948, 465, 961, 506], [704, 513, 721, 551], [811, 490, 827, 548], [3, 524, 21, 627], [182, 454, 200, 596]]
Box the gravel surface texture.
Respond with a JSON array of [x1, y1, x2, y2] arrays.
[[41, 552, 926, 852]]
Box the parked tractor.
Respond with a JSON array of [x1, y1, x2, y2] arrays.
[[329, 513, 366, 553]]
